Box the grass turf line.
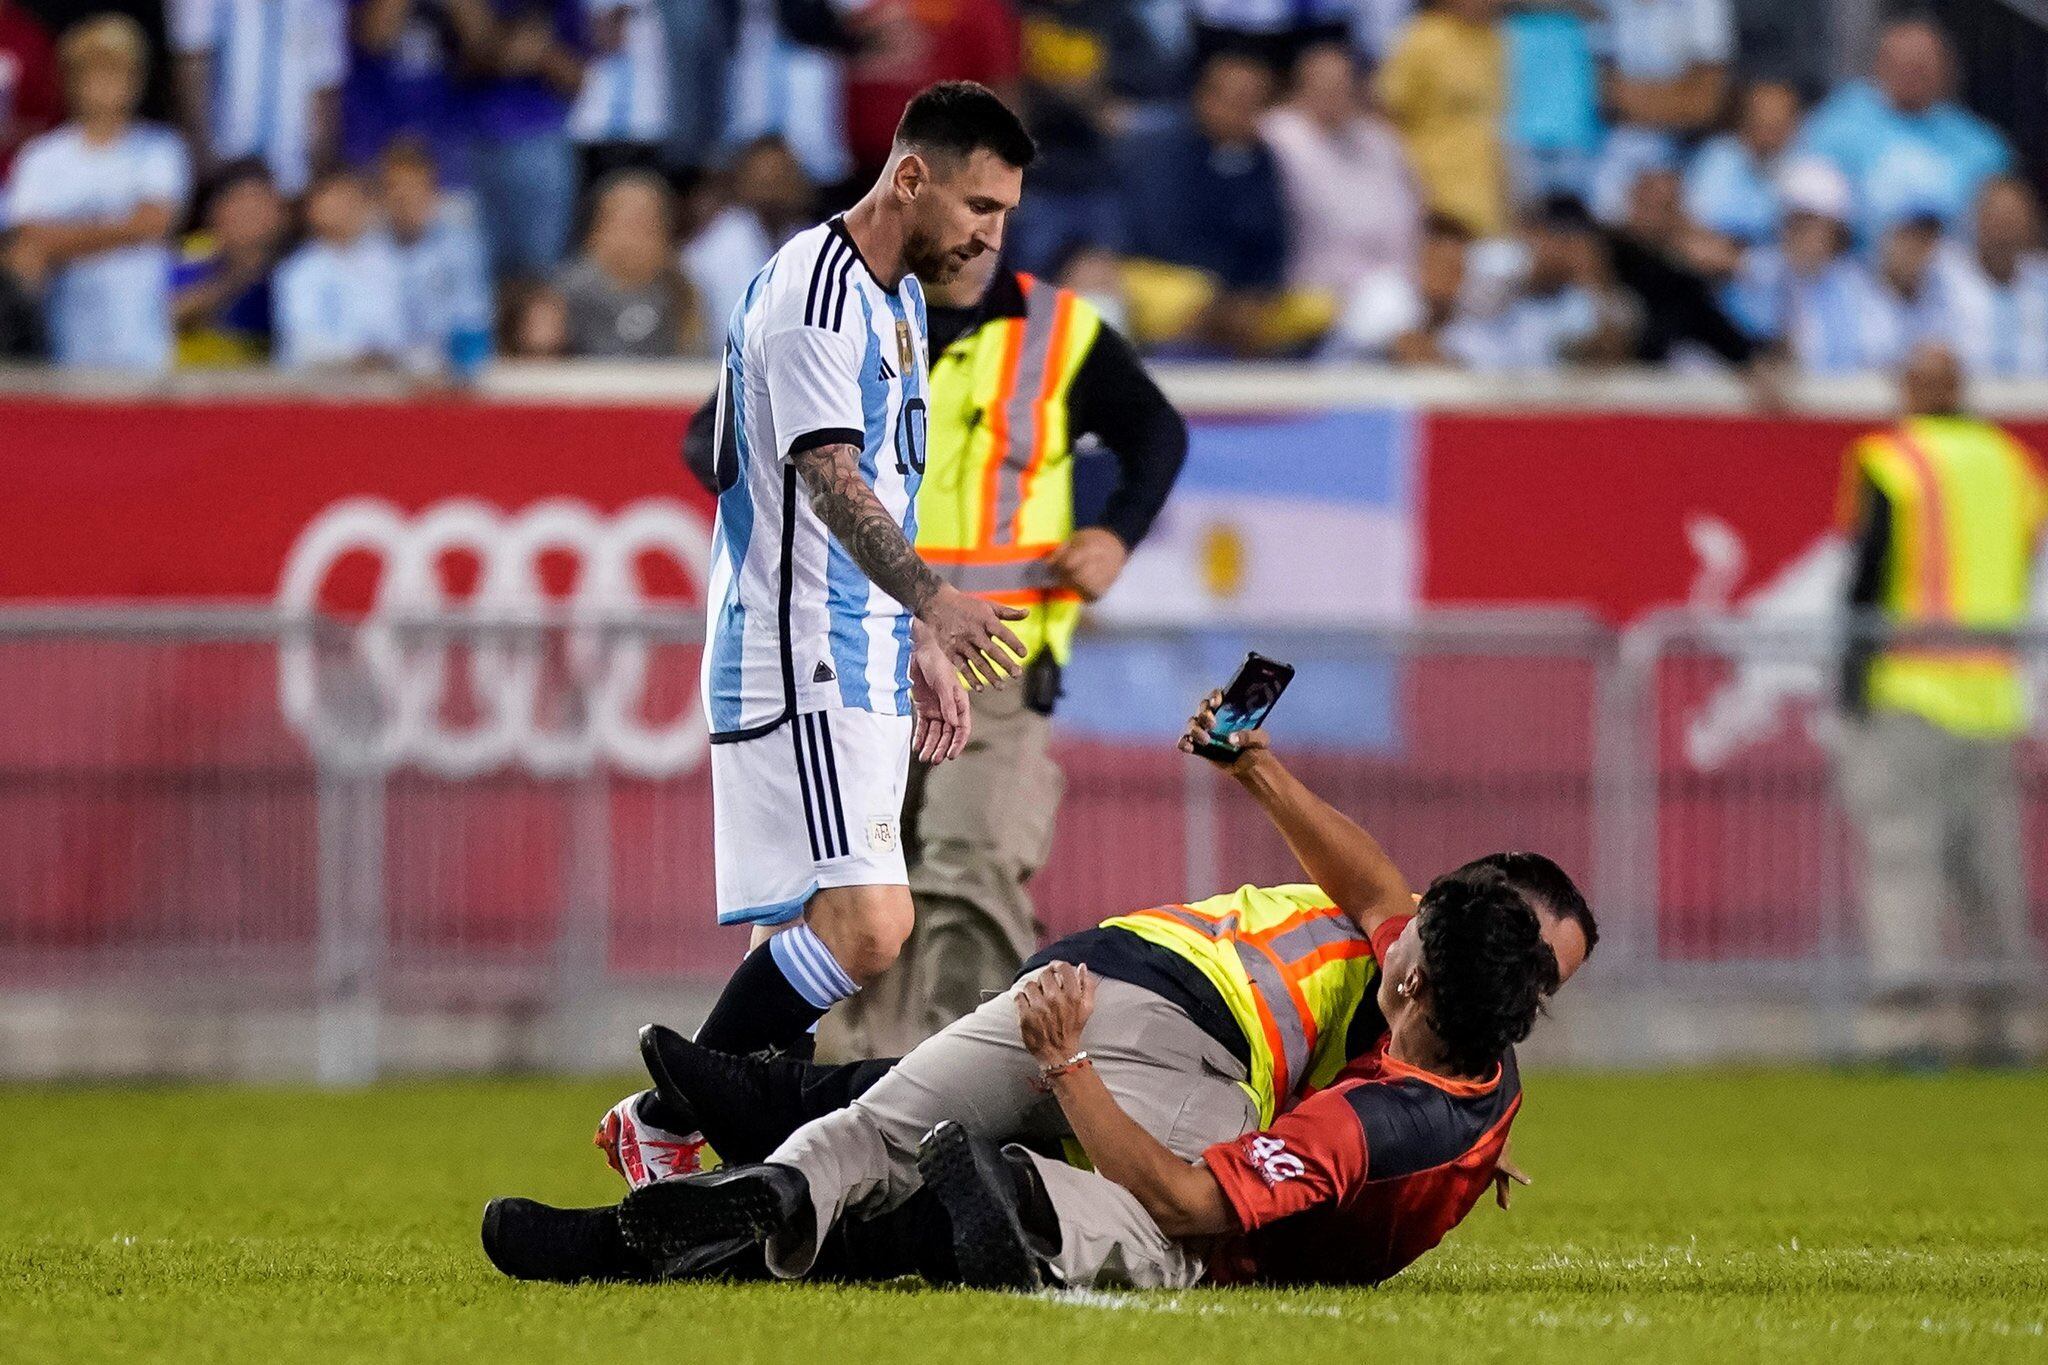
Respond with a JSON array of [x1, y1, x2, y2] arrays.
[[3, 1070, 2044, 1363]]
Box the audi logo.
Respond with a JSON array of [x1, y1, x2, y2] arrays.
[[277, 497, 714, 777]]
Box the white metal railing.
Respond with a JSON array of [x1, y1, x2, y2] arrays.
[[0, 605, 2042, 1080]]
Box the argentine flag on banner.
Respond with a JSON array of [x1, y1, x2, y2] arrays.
[[1060, 408, 1418, 750], [1092, 408, 1418, 628]]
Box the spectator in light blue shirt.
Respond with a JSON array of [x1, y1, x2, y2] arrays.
[[1724, 156, 1875, 372], [1685, 79, 1801, 249], [3, 15, 190, 371], [1591, 0, 1733, 222], [718, 0, 850, 189], [1938, 175, 2048, 379], [170, 0, 348, 196], [1798, 17, 2013, 243], [275, 168, 408, 368], [377, 136, 492, 375], [1505, 3, 1601, 202], [567, 0, 668, 188]]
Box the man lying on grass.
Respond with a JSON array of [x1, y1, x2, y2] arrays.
[[486, 861, 1566, 1290], [484, 700, 1592, 1289]]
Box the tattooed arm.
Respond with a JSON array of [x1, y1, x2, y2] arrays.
[[789, 441, 1028, 687], [790, 441, 943, 614]]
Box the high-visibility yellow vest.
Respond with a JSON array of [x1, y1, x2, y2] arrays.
[[1102, 883, 1381, 1126], [1852, 416, 2048, 737], [917, 272, 1102, 665]]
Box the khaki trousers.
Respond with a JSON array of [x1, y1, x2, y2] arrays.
[[819, 682, 1063, 1060], [1837, 710, 2032, 1043], [765, 972, 1256, 1278], [1020, 1151, 1207, 1289]]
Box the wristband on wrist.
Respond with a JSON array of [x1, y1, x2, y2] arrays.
[[1038, 1050, 1092, 1081]]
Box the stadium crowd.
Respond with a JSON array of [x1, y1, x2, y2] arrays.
[[1, 0, 2044, 378]]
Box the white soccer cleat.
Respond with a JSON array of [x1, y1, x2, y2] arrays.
[[594, 1089, 718, 1189]]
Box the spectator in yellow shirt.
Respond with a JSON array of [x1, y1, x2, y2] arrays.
[[1378, 0, 1508, 238]]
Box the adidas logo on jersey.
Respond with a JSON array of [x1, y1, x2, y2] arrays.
[[877, 356, 897, 382], [813, 661, 836, 683]]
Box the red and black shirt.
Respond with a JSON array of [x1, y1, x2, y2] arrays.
[[1200, 998, 1522, 1286]]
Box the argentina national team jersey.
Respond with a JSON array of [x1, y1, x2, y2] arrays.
[[703, 217, 930, 740]]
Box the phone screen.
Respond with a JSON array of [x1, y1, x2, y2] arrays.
[[1195, 654, 1294, 759], [1209, 692, 1278, 744]]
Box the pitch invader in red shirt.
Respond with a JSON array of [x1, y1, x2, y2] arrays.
[[963, 869, 1557, 1291]]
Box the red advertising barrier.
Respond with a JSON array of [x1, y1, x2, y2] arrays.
[[15, 396, 2045, 617], [1423, 411, 2048, 622], [3, 397, 707, 602], [3, 396, 2040, 976]]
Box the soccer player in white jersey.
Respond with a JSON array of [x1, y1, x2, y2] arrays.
[[594, 83, 1037, 1184]]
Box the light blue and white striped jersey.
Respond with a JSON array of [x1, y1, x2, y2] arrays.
[[702, 217, 931, 739], [1733, 246, 1950, 375], [722, 0, 851, 187], [169, 0, 347, 195], [2, 122, 190, 371], [274, 232, 407, 368], [567, 0, 669, 144], [387, 202, 493, 372], [1939, 247, 2048, 378]]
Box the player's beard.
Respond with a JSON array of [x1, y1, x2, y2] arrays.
[[905, 226, 969, 285]]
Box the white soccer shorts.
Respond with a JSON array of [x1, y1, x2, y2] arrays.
[[711, 707, 913, 926]]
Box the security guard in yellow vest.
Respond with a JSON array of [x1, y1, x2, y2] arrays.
[[1836, 344, 2048, 1062], [687, 254, 1188, 1057]]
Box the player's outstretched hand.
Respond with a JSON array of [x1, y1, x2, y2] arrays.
[[1017, 961, 1098, 1067], [1178, 689, 1270, 769], [909, 629, 971, 763], [921, 583, 1029, 690]]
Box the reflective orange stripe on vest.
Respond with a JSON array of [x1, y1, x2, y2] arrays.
[[919, 274, 1101, 663], [1125, 901, 1374, 1103], [1883, 431, 1955, 619], [976, 276, 1078, 547]]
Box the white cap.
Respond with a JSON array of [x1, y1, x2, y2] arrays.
[[1777, 156, 1852, 225]]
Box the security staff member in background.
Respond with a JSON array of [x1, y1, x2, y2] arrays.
[[687, 248, 1188, 1057], [1836, 343, 2047, 1066]]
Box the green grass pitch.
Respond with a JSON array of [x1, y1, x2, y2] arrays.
[[5, 1069, 2046, 1363]]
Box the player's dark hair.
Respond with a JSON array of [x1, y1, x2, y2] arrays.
[[893, 81, 1036, 170], [1414, 867, 1559, 1077], [1457, 852, 1598, 960]]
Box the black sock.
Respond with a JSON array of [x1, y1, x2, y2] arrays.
[[694, 942, 829, 1057]]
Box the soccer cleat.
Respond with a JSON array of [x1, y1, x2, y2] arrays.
[[481, 1196, 657, 1283], [616, 1163, 811, 1264], [915, 1121, 1045, 1292], [595, 1089, 719, 1189]]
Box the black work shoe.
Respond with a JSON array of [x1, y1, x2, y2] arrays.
[[639, 1022, 815, 1165], [481, 1197, 656, 1283], [915, 1121, 1045, 1292], [616, 1163, 810, 1263]]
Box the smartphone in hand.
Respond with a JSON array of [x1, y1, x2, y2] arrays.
[[1193, 652, 1295, 762]]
